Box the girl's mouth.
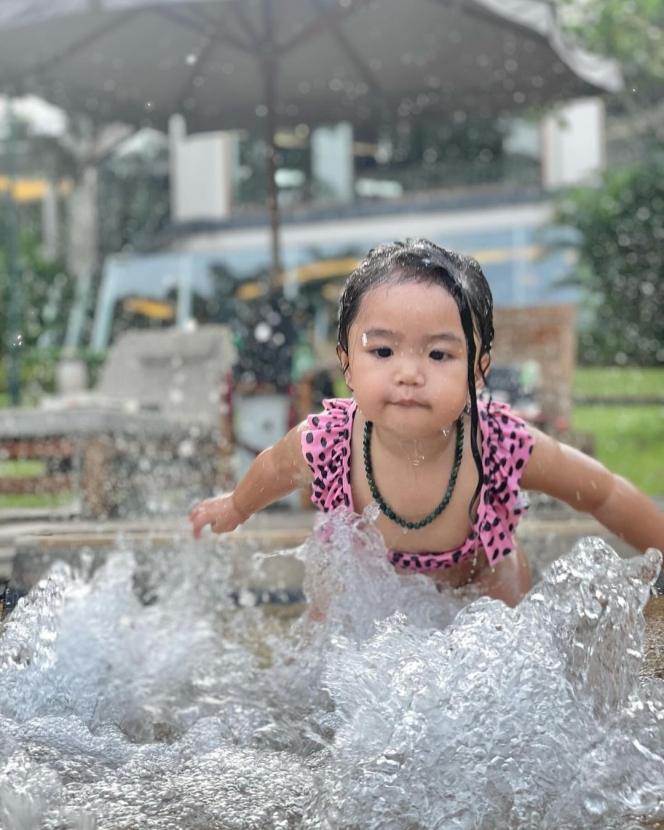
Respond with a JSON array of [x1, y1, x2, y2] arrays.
[[392, 399, 424, 407]]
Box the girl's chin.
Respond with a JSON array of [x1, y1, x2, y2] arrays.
[[380, 410, 446, 436]]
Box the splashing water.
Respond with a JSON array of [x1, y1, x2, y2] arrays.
[[0, 507, 663, 829]]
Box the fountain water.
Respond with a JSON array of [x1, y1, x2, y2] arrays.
[[0, 507, 662, 829]]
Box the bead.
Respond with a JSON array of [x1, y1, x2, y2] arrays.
[[363, 417, 464, 529]]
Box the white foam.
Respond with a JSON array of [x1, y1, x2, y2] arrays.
[[0, 509, 662, 829]]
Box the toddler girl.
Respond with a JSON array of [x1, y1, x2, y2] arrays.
[[189, 239, 664, 606]]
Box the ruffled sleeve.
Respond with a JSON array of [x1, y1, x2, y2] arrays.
[[300, 398, 355, 513], [475, 399, 535, 564]]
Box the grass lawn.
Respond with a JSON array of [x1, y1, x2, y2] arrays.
[[572, 368, 664, 496], [574, 367, 664, 398], [0, 398, 77, 510], [572, 405, 664, 496], [0, 494, 75, 509], [0, 459, 76, 510], [0, 460, 45, 477]]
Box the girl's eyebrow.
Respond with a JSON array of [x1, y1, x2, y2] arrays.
[[426, 332, 464, 344], [362, 328, 395, 339], [362, 328, 463, 345]]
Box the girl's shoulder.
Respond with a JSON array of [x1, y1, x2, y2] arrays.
[[476, 397, 535, 497], [470, 399, 536, 552], [477, 398, 530, 434], [300, 398, 355, 512], [303, 397, 355, 437], [382, 399, 536, 569]]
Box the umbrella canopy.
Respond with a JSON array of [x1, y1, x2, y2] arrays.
[[0, 0, 622, 280], [0, 0, 621, 132]]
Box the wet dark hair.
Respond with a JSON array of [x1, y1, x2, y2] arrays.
[[337, 238, 495, 518]]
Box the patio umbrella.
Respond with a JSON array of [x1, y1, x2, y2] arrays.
[[0, 0, 622, 281]]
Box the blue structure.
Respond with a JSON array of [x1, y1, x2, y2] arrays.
[[91, 190, 577, 351]]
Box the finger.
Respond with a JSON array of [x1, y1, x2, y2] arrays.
[[191, 511, 209, 539], [188, 506, 202, 525]]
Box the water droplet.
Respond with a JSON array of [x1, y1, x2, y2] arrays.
[[363, 502, 380, 521]]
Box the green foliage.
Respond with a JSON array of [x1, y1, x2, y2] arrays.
[[97, 136, 170, 258], [551, 151, 664, 366], [0, 347, 107, 401], [559, 0, 664, 106], [0, 231, 76, 355]]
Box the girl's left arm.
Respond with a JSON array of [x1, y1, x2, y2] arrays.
[[520, 428, 664, 554]]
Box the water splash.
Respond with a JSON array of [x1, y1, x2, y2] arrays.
[[0, 508, 662, 829]]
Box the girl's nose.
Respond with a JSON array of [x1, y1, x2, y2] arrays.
[[395, 355, 425, 385]]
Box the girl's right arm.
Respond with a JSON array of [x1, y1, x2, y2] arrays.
[[521, 428, 664, 554], [189, 421, 314, 539]]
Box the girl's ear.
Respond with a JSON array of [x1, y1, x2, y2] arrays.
[[475, 353, 491, 390], [336, 344, 352, 391]]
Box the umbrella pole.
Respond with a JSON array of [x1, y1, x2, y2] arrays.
[[262, 55, 282, 289]]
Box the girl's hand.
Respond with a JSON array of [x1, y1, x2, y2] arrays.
[[188, 493, 246, 539]]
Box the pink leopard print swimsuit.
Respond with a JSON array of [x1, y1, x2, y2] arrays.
[[300, 397, 534, 572]]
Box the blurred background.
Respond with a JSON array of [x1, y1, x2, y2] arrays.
[[0, 0, 662, 519]]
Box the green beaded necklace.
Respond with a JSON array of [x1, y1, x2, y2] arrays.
[[363, 417, 464, 529]]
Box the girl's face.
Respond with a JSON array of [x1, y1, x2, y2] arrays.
[[339, 280, 485, 438]]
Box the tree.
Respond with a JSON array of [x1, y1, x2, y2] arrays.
[[96, 130, 170, 259], [0, 114, 78, 359], [0, 231, 75, 352], [559, 0, 664, 111], [551, 149, 664, 366]]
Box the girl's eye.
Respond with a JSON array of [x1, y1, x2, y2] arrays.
[[430, 350, 448, 361], [371, 347, 392, 358]]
